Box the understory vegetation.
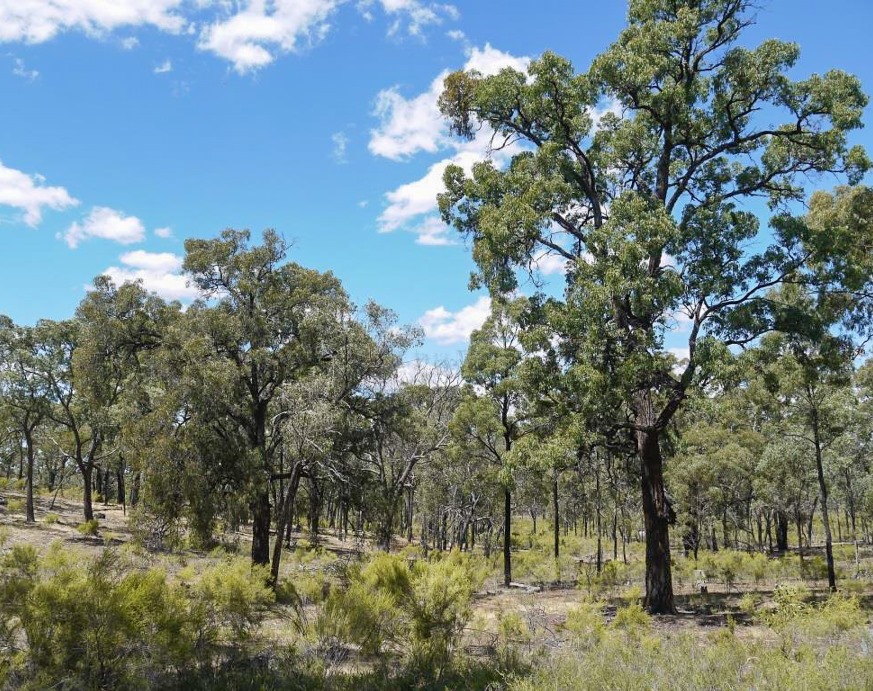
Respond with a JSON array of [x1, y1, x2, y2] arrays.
[[0, 531, 871, 690]]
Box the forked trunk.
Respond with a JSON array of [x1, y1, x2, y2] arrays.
[[638, 427, 675, 614]]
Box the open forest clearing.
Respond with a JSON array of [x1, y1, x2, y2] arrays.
[[1, 487, 873, 689], [6, 0, 873, 688]]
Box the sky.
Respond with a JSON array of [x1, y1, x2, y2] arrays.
[[1, 0, 872, 363]]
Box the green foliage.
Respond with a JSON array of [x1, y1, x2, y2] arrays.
[[77, 518, 100, 536], [191, 558, 275, 643], [42, 513, 59, 525], [0, 547, 278, 689], [318, 550, 482, 679]]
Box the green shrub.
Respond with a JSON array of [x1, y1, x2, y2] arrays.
[[192, 558, 275, 643], [0, 548, 279, 689], [563, 601, 605, 649], [77, 519, 100, 536], [43, 513, 60, 525], [611, 602, 651, 638], [320, 550, 481, 679], [6, 499, 24, 514]]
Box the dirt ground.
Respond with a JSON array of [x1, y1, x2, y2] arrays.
[[1, 489, 869, 649]]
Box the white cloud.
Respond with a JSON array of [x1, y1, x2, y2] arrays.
[[64, 206, 145, 248], [153, 58, 172, 74], [413, 216, 454, 246], [463, 42, 528, 76], [0, 0, 187, 44], [11, 57, 38, 80], [197, 0, 340, 74], [371, 44, 529, 243], [102, 249, 199, 302], [533, 252, 569, 276], [446, 29, 465, 42], [331, 131, 349, 163], [369, 74, 446, 160], [120, 36, 139, 50], [359, 0, 458, 38], [0, 160, 78, 226], [369, 43, 528, 162], [668, 346, 690, 371], [420, 295, 490, 345], [154, 226, 173, 238]]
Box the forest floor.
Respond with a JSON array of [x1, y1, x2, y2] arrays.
[[2, 488, 872, 652]]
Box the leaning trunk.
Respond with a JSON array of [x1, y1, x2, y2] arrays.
[[638, 427, 675, 614], [812, 412, 837, 591], [270, 464, 302, 585]]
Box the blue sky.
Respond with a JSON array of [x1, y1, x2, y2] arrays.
[[1, 0, 872, 361]]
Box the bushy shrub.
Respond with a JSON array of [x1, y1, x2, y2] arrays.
[[77, 518, 100, 536], [563, 601, 605, 650], [319, 550, 482, 679], [0, 547, 277, 690]]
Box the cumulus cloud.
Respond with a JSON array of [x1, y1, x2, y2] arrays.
[[0, 0, 187, 44], [0, 1, 457, 73], [64, 206, 145, 248], [419, 295, 490, 345], [102, 249, 199, 302], [370, 44, 529, 244], [153, 58, 172, 74], [197, 0, 340, 73], [154, 226, 173, 238], [533, 252, 570, 277], [369, 43, 528, 162], [0, 160, 78, 226], [359, 0, 458, 37]]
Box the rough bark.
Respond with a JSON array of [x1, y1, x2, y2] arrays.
[[251, 490, 271, 566], [638, 427, 675, 614]]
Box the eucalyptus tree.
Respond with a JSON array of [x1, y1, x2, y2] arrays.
[[0, 318, 51, 522], [749, 290, 856, 590], [28, 279, 166, 521], [452, 299, 536, 586], [354, 360, 460, 551], [438, 0, 871, 611], [183, 229, 350, 566]]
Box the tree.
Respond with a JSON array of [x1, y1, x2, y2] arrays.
[[438, 0, 871, 612], [0, 318, 51, 522], [452, 299, 534, 586], [183, 229, 349, 566], [749, 287, 856, 590]]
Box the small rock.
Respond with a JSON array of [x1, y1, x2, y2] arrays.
[[95, 512, 107, 519]]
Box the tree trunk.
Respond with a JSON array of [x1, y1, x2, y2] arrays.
[[251, 490, 271, 566], [82, 464, 94, 521], [503, 488, 512, 587], [24, 428, 35, 523], [812, 413, 837, 591], [775, 510, 789, 552], [116, 467, 126, 514], [553, 472, 560, 559], [270, 464, 301, 585], [638, 427, 675, 614]]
